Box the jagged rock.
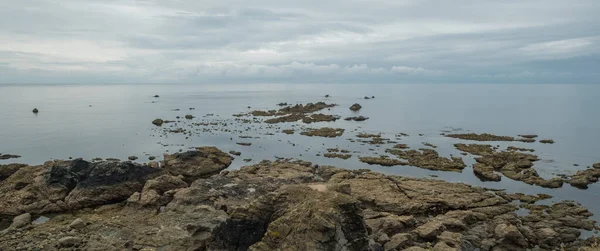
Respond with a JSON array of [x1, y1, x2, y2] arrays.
[[68, 218, 85, 229], [0, 163, 27, 180], [384, 233, 412, 250], [0, 159, 161, 215]]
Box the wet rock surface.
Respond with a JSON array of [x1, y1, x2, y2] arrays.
[[455, 143, 564, 188], [0, 153, 21, 160], [345, 116, 369, 121], [359, 156, 409, 166], [301, 127, 345, 137], [0, 156, 597, 250], [446, 133, 515, 141], [386, 148, 466, 171]]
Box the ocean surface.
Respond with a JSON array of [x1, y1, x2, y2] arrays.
[[1, 83, 600, 223]]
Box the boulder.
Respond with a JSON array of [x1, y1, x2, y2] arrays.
[[9, 213, 31, 229], [163, 147, 233, 180]]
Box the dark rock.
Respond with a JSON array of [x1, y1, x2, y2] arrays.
[[32, 108, 38, 113], [128, 156, 138, 161], [0, 154, 21, 160], [350, 103, 362, 111], [151, 119, 164, 126], [540, 139, 555, 144]]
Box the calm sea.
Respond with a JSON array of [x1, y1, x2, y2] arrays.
[[1, 83, 599, 222]]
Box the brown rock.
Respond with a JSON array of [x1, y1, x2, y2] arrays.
[[163, 147, 233, 179]]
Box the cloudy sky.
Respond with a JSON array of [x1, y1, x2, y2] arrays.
[[0, 0, 599, 84]]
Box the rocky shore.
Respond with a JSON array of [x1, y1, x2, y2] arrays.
[[1, 147, 599, 250]]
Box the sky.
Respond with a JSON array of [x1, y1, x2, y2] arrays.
[[0, 0, 599, 84]]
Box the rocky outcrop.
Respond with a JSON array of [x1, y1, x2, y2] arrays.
[[0, 159, 161, 215], [0, 163, 27, 181], [446, 133, 514, 141], [0, 155, 597, 251], [386, 148, 466, 171], [455, 143, 564, 188]]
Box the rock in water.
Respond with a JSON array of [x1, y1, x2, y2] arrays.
[[349, 103, 362, 111], [32, 108, 38, 113], [153, 95, 159, 98], [152, 119, 164, 126], [58, 237, 82, 247]]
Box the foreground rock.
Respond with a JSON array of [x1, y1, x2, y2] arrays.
[[0, 156, 597, 250], [0, 159, 162, 215], [163, 147, 233, 180]]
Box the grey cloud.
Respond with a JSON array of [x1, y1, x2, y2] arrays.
[[0, 0, 599, 84]]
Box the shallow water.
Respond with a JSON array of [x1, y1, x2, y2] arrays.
[[1, 83, 599, 222]]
